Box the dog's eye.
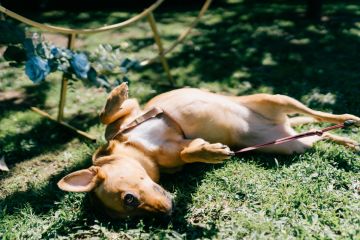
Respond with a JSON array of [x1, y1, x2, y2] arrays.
[[124, 193, 140, 207]]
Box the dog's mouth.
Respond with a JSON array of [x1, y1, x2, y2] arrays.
[[139, 196, 174, 216]]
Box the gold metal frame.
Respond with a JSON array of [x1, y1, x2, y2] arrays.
[[146, 12, 174, 86], [0, 0, 212, 142]]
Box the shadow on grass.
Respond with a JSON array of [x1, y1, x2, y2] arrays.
[[0, 113, 99, 172], [4, 1, 207, 30], [237, 145, 359, 173], [141, 0, 360, 115], [0, 81, 51, 118], [160, 164, 221, 238], [0, 154, 93, 215]]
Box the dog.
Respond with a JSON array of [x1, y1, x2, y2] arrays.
[[58, 83, 359, 218]]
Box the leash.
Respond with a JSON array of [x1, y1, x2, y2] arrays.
[[234, 120, 357, 154], [110, 106, 358, 154]]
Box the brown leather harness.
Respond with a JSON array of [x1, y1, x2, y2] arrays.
[[109, 107, 184, 140], [110, 106, 357, 155]]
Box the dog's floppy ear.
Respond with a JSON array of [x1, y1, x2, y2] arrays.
[[57, 166, 105, 192]]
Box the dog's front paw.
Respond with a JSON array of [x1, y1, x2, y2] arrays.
[[201, 143, 234, 162], [181, 140, 234, 164], [110, 82, 129, 100]]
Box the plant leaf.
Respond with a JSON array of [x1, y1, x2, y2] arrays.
[[23, 38, 36, 58]]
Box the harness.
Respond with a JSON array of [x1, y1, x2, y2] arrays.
[[110, 107, 358, 155], [109, 107, 184, 140]]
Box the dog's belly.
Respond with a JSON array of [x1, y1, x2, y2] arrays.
[[146, 89, 276, 147]]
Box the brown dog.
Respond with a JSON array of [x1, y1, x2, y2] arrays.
[[58, 83, 359, 218]]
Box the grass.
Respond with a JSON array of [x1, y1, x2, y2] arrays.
[[1, 0, 360, 239]]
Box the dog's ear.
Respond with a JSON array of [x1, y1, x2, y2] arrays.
[[57, 166, 105, 192]]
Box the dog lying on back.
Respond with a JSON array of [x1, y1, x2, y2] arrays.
[[58, 83, 359, 218]]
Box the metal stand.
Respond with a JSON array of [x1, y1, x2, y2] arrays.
[[147, 12, 175, 86], [31, 107, 96, 141]]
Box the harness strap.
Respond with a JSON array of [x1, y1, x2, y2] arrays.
[[110, 107, 164, 140], [110, 106, 185, 140], [234, 120, 356, 155]]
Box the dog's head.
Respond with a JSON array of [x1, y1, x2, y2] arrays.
[[57, 148, 173, 218]]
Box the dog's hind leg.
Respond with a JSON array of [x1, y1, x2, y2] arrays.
[[233, 94, 359, 153], [180, 138, 234, 164], [235, 94, 360, 125]]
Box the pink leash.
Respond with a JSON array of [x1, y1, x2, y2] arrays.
[[234, 120, 357, 155]]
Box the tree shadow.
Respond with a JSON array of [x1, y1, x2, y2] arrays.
[[0, 154, 93, 215], [0, 74, 103, 178], [2, 1, 206, 30], [160, 164, 221, 238], [0, 81, 51, 118], [236, 145, 359, 173], [0, 112, 99, 173], [140, 0, 360, 114]]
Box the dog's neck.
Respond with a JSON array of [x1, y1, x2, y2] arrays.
[[94, 140, 160, 181]]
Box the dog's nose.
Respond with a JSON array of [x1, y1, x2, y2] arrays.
[[160, 197, 175, 218]]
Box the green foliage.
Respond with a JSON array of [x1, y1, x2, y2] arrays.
[[1, 26, 137, 90]]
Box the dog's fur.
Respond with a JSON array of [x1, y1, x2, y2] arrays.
[[58, 83, 359, 218]]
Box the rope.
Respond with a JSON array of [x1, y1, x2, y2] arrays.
[[0, 0, 164, 34]]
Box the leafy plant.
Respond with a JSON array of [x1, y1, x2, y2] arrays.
[[1, 21, 139, 91]]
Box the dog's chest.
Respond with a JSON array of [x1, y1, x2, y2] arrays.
[[125, 118, 179, 152]]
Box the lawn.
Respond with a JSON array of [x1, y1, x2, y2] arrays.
[[1, 0, 360, 239]]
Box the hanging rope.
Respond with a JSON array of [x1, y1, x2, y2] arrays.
[[0, 0, 164, 34]]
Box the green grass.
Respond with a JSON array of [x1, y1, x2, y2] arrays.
[[1, 0, 360, 239]]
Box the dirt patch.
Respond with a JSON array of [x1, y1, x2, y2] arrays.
[[42, 32, 84, 48], [0, 90, 27, 106]]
